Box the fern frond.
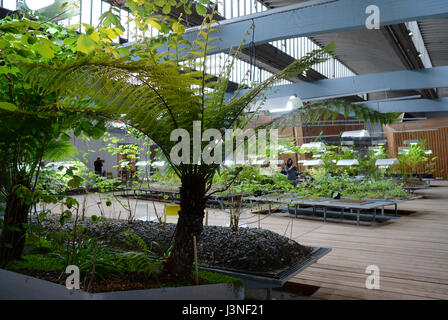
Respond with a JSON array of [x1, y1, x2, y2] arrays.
[[120, 232, 148, 252], [259, 99, 399, 130], [206, 42, 336, 134]]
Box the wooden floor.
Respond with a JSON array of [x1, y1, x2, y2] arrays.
[[206, 181, 448, 300], [64, 181, 448, 300]]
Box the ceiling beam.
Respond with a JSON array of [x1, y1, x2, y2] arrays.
[[168, 0, 448, 56], [244, 66, 448, 101], [382, 24, 438, 99], [364, 98, 448, 113]]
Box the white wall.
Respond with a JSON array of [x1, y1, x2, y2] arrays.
[[70, 129, 151, 177]]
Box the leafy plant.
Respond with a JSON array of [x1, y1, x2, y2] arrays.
[[8, 2, 399, 280], [119, 232, 162, 279], [391, 140, 436, 180], [0, 16, 108, 266], [71, 238, 123, 281]]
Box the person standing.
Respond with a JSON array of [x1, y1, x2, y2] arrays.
[[94, 157, 104, 176], [284, 158, 298, 187]]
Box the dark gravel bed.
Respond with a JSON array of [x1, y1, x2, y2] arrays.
[[32, 214, 312, 273]]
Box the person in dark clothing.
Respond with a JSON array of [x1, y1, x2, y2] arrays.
[[284, 158, 298, 187], [94, 157, 104, 176]]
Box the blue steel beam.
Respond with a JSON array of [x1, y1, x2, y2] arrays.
[[254, 66, 448, 101], [364, 98, 448, 113], [170, 0, 448, 56]]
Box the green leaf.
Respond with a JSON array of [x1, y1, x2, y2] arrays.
[[172, 22, 185, 34], [195, 3, 207, 15], [0, 39, 10, 49], [146, 18, 161, 31], [36, 41, 55, 59], [63, 36, 77, 45], [38, 212, 47, 222], [67, 176, 82, 189], [119, 46, 130, 57], [0, 102, 17, 112], [88, 30, 100, 42], [76, 34, 97, 54], [162, 5, 171, 14], [67, 24, 80, 31], [46, 27, 59, 35], [60, 133, 71, 141]]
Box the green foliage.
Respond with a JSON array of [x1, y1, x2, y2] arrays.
[[265, 100, 399, 130], [197, 269, 244, 288], [2, 3, 399, 277], [37, 161, 88, 193], [17, 31, 338, 188], [214, 165, 293, 194], [295, 168, 410, 200], [390, 140, 436, 178], [150, 171, 181, 186], [119, 232, 168, 279], [0, 16, 108, 266], [359, 146, 390, 178], [6, 254, 65, 271], [70, 238, 124, 280]]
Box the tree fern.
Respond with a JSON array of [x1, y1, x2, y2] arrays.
[[12, 6, 400, 278]]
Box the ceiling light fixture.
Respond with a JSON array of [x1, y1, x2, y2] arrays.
[[270, 95, 303, 113]]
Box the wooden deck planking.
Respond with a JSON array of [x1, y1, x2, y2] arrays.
[[289, 181, 448, 299], [204, 181, 448, 299]]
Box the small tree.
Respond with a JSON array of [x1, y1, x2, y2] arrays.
[[0, 16, 115, 265]]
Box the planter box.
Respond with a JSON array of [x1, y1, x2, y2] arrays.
[[0, 269, 244, 300], [201, 247, 331, 299]]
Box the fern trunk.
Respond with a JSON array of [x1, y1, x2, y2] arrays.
[[166, 173, 206, 279], [0, 190, 30, 267]]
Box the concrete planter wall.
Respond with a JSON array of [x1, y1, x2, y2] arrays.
[[0, 269, 244, 300]]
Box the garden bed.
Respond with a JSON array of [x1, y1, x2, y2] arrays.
[[0, 268, 244, 300], [1, 213, 315, 300], [33, 214, 312, 273]]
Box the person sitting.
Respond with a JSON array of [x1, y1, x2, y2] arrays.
[[284, 158, 298, 187]]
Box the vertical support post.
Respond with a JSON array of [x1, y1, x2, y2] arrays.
[[266, 287, 272, 300], [357, 209, 360, 226], [323, 207, 327, 222], [372, 208, 377, 224]]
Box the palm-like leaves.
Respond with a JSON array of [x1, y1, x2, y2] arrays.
[[261, 99, 399, 130], [18, 42, 341, 180]]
